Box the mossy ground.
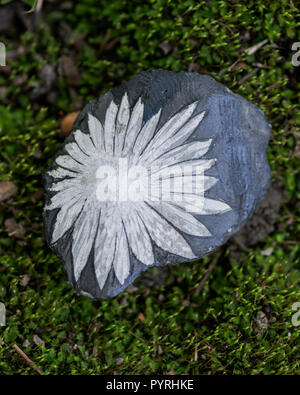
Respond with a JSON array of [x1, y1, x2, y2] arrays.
[[0, 0, 299, 374]]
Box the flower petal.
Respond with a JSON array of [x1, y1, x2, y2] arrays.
[[122, 208, 154, 265], [150, 159, 216, 180], [148, 175, 218, 197], [55, 155, 85, 173], [175, 196, 232, 215], [65, 142, 91, 166], [114, 93, 130, 156], [151, 139, 212, 168], [72, 200, 99, 282], [113, 222, 130, 285], [139, 102, 204, 165], [122, 97, 144, 155], [88, 114, 104, 151], [199, 197, 232, 215], [130, 108, 161, 166], [74, 129, 97, 156], [94, 208, 117, 290], [46, 187, 82, 210], [51, 196, 85, 244], [138, 202, 196, 259], [47, 167, 78, 179], [148, 202, 211, 237], [50, 178, 81, 192], [104, 100, 118, 154]]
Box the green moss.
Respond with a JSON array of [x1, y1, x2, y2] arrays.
[[0, 0, 299, 374]]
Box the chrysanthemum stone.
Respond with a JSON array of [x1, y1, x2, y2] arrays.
[[44, 70, 271, 300]]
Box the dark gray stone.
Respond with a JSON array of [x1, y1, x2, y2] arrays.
[[43, 70, 271, 300]]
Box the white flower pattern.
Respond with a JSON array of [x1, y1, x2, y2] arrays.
[[45, 93, 232, 289]]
